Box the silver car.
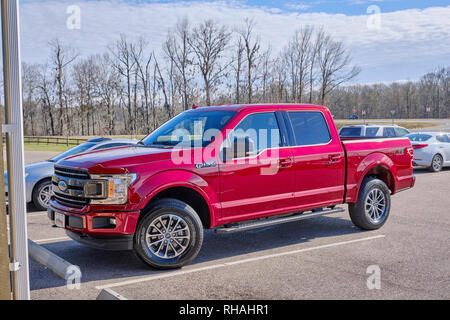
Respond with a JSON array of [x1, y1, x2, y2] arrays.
[[5, 138, 138, 210], [407, 132, 450, 172], [339, 124, 410, 138]]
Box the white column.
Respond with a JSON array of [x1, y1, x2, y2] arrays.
[[1, 0, 30, 300]]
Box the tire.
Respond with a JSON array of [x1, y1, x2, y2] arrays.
[[348, 177, 391, 230], [429, 154, 443, 172], [32, 179, 52, 211], [133, 198, 204, 270]]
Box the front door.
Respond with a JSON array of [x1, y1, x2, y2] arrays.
[[219, 111, 295, 223]]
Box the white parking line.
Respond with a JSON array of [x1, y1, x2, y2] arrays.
[[96, 234, 385, 290], [28, 213, 48, 217], [34, 236, 71, 244]]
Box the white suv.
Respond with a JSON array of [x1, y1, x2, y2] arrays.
[[339, 124, 410, 138]]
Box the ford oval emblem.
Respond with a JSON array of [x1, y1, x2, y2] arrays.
[[58, 180, 68, 192]]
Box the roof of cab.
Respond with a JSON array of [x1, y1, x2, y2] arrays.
[[189, 104, 329, 112]]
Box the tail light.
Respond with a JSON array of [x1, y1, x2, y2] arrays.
[[412, 144, 428, 150], [407, 147, 414, 168], [407, 147, 414, 156]]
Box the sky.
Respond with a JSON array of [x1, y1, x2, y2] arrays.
[[18, 0, 450, 84]]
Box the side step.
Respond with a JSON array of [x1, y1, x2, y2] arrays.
[[215, 207, 345, 234]]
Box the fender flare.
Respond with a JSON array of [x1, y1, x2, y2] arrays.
[[354, 152, 398, 199], [136, 170, 220, 225]]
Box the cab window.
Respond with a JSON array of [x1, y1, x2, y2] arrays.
[[288, 111, 331, 146], [229, 112, 282, 153]]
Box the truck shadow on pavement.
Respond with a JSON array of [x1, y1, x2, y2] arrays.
[[30, 214, 369, 291]]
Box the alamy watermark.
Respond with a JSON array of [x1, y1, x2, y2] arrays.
[[66, 265, 82, 290], [366, 265, 381, 290], [367, 5, 381, 30], [66, 5, 81, 30]]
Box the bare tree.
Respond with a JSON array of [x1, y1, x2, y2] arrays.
[[188, 20, 231, 106], [49, 39, 78, 135], [316, 33, 360, 105], [36, 64, 56, 135], [237, 18, 261, 103], [109, 35, 137, 133], [164, 17, 194, 111], [22, 63, 40, 135]]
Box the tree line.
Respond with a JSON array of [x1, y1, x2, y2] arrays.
[[20, 18, 448, 137]]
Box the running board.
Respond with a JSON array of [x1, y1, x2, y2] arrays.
[[215, 207, 345, 234]]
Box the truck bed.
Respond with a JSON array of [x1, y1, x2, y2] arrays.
[[342, 137, 415, 203]]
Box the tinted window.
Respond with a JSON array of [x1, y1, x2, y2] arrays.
[[339, 127, 362, 137], [436, 135, 450, 143], [407, 134, 432, 142], [395, 127, 410, 137], [230, 112, 281, 153], [383, 127, 396, 137], [365, 127, 380, 137], [288, 112, 331, 146], [142, 110, 236, 148]]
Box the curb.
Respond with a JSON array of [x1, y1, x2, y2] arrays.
[[28, 239, 79, 281], [97, 288, 128, 300]]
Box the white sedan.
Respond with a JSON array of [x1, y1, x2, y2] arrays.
[[407, 132, 450, 172]]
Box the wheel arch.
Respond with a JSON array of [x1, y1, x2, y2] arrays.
[[140, 185, 212, 229], [31, 176, 52, 198], [353, 153, 398, 202]]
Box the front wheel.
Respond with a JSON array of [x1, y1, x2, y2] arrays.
[[32, 179, 52, 211], [349, 178, 391, 230], [134, 198, 204, 270]]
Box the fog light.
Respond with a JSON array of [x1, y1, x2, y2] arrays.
[[109, 218, 116, 226]]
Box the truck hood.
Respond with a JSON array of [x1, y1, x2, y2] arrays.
[[56, 146, 174, 173]]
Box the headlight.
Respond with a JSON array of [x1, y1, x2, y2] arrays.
[[89, 173, 137, 205]]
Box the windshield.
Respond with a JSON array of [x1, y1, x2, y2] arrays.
[[49, 142, 97, 162], [141, 110, 237, 148], [340, 127, 362, 137], [407, 134, 432, 142]]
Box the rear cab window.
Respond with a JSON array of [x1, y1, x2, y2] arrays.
[[287, 111, 331, 146], [339, 127, 362, 137]]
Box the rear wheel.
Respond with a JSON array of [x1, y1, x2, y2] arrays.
[[32, 179, 52, 211], [134, 198, 204, 269], [349, 177, 391, 230], [429, 154, 443, 172]]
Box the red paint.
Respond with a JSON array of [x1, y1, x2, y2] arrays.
[[50, 104, 414, 236]]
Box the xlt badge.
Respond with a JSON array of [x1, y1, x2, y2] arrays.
[[195, 162, 217, 169]]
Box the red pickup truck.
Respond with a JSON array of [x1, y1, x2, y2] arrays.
[[48, 104, 415, 269]]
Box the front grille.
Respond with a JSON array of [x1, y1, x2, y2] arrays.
[[53, 165, 90, 208], [54, 166, 89, 180], [53, 192, 89, 208]]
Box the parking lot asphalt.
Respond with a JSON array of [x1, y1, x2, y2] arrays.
[[26, 165, 450, 300]]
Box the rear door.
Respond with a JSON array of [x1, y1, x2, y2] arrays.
[[284, 110, 346, 209]]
